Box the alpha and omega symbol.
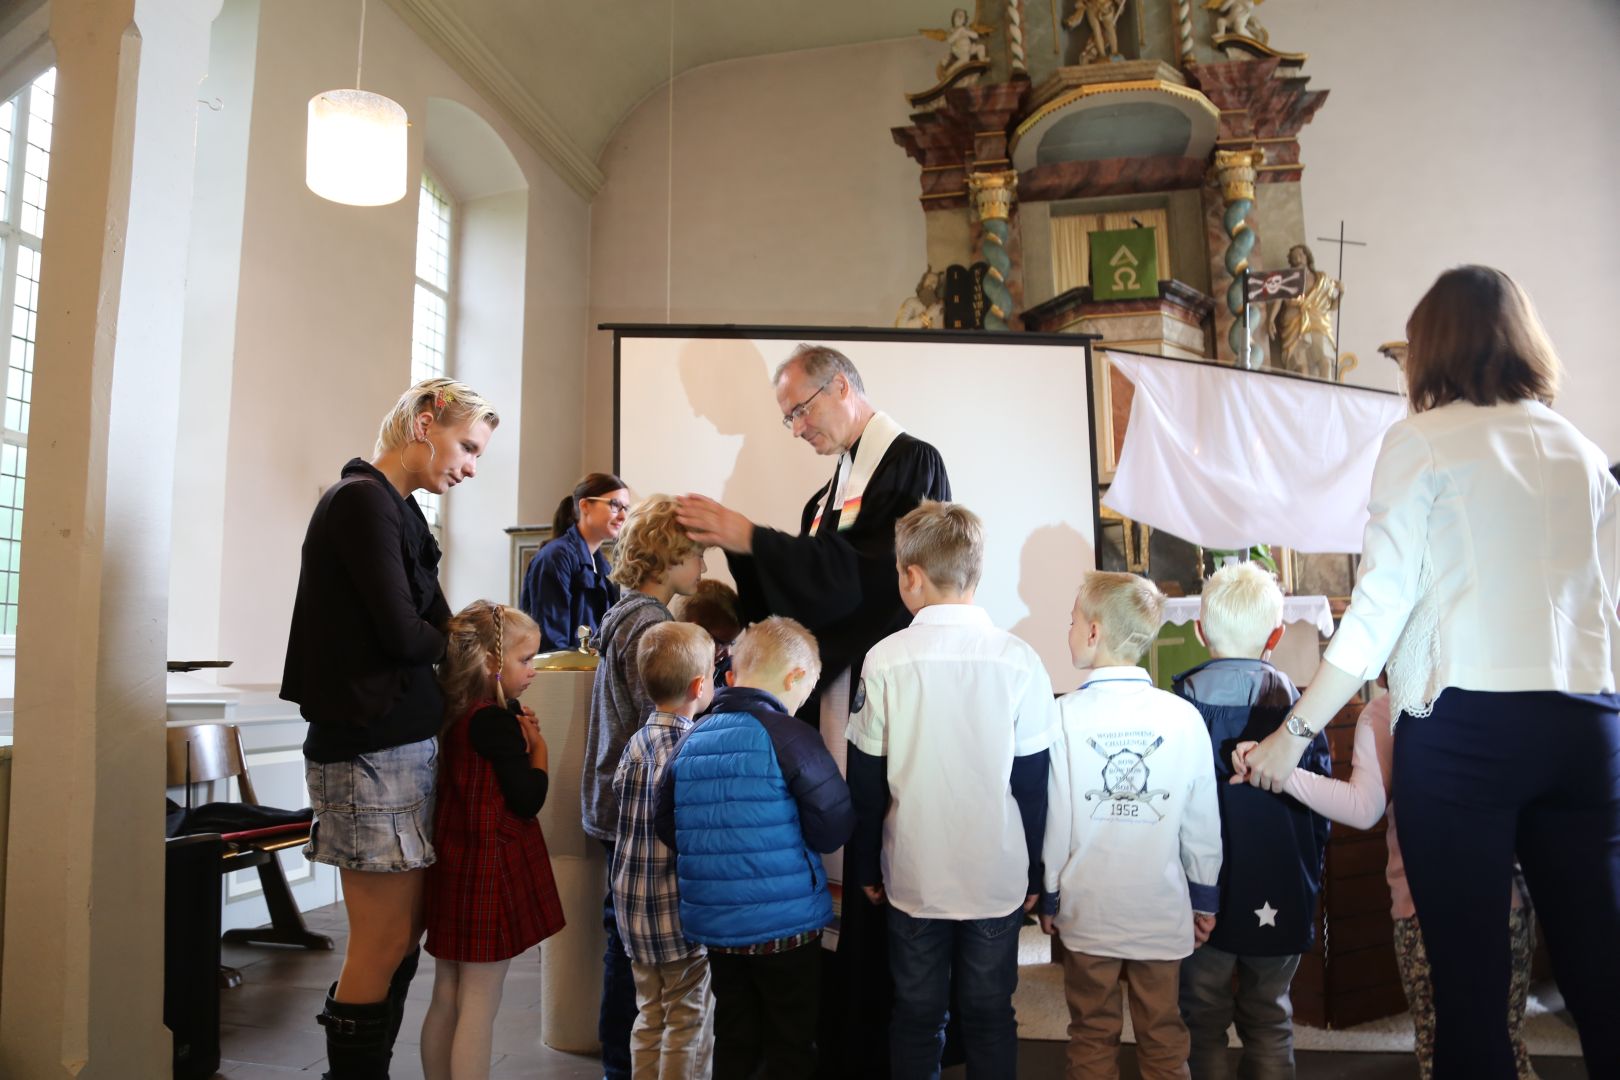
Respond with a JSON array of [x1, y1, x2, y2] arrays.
[[1109, 244, 1141, 291]]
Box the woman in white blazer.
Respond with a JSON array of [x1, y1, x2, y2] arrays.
[[1237, 266, 1620, 1079]]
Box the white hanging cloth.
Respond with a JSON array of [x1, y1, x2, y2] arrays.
[[1102, 352, 1408, 554]]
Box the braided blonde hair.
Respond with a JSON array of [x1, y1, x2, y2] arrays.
[[439, 601, 539, 726]]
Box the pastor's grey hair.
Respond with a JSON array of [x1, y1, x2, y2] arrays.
[[774, 343, 866, 396]]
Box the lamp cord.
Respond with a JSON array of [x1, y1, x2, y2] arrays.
[[665, 0, 674, 323], [356, 0, 367, 90]]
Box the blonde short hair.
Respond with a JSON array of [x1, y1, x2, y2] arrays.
[[1076, 571, 1165, 665], [636, 622, 716, 705], [374, 377, 499, 456], [895, 500, 984, 593], [1199, 562, 1284, 658], [609, 495, 705, 589], [731, 616, 821, 687]]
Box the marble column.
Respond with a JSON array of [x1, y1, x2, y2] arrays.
[[1212, 148, 1266, 368], [0, 0, 221, 1075], [968, 170, 1018, 331]]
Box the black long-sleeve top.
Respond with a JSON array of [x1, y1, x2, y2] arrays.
[[467, 704, 550, 817], [282, 458, 451, 763]]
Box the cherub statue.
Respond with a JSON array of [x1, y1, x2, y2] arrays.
[[1065, 0, 1129, 64], [1272, 244, 1343, 380], [1203, 0, 1269, 44], [921, 8, 994, 81], [894, 268, 945, 329]]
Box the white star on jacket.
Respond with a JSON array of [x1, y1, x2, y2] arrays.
[[1255, 902, 1279, 927]]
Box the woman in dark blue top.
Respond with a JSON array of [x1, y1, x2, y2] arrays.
[[520, 472, 629, 650]]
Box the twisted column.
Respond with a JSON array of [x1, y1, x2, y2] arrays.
[[1213, 149, 1265, 368], [969, 170, 1018, 330], [1174, 0, 1194, 66], [1007, 0, 1027, 72]]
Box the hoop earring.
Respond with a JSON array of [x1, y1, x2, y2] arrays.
[[400, 438, 436, 475]]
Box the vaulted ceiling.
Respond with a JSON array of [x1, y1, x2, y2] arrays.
[[384, 0, 951, 198]]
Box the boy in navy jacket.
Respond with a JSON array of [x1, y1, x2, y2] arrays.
[[656, 616, 854, 1080], [1173, 563, 1330, 1080]]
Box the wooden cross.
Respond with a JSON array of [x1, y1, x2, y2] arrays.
[[1314, 220, 1368, 377]]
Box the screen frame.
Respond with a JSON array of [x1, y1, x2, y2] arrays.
[[603, 322, 1109, 561]]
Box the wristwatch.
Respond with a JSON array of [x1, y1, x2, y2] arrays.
[[1284, 712, 1316, 738]]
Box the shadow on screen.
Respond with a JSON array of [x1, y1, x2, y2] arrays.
[[678, 338, 814, 523], [1008, 522, 1096, 693]]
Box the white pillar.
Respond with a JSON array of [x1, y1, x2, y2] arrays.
[[0, 0, 221, 1075]]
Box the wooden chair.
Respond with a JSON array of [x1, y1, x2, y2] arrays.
[[166, 723, 333, 984]]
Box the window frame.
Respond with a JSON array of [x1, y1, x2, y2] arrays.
[[410, 169, 455, 549], [0, 67, 55, 655]]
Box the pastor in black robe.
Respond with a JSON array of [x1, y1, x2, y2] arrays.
[[725, 430, 951, 716]]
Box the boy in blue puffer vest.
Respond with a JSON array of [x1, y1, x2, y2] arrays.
[[655, 615, 855, 1080]]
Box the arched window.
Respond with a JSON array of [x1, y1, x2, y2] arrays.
[[411, 171, 453, 543], [0, 68, 54, 640]]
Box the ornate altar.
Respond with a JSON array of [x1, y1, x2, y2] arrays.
[[888, 1, 1399, 1027]]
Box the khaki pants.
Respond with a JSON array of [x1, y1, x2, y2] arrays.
[[630, 951, 714, 1080], [1059, 942, 1190, 1080]]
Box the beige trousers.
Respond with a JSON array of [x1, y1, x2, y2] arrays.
[[1059, 942, 1191, 1080], [630, 951, 714, 1080]]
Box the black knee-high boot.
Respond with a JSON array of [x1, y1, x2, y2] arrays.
[[317, 983, 393, 1080], [384, 946, 421, 1052]]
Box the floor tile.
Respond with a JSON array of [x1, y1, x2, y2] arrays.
[[218, 901, 1590, 1079]]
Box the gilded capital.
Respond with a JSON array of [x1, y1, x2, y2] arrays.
[[968, 169, 1019, 221], [1212, 148, 1265, 203]]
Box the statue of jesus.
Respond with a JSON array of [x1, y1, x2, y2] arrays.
[[1273, 244, 1342, 380]]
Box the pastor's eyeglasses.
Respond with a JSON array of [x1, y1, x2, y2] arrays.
[[781, 382, 832, 429]]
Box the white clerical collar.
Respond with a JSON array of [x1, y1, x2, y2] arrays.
[[812, 410, 905, 534]]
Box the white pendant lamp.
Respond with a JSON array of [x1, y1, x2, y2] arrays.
[[306, 0, 407, 206]]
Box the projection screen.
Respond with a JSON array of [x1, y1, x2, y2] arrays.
[[610, 326, 1101, 692]]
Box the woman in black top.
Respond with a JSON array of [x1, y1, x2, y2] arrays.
[[281, 377, 498, 1076]]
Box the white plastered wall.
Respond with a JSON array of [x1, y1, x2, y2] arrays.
[[587, 4, 1620, 465], [1262, 0, 1620, 455], [584, 36, 940, 470], [176, 0, 589, 687]]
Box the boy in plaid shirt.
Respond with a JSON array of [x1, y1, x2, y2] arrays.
[[611, 622, 717, 1079]]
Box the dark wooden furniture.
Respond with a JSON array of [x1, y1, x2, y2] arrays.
[[1292, 699, 1407, 1028]]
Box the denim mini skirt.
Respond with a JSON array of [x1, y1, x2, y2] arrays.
[[304, 736, 438, 872]]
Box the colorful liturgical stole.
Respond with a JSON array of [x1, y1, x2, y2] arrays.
[[809, 410, 906, 535]]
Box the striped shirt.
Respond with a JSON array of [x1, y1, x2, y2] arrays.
[[611, 711, 702, 964]]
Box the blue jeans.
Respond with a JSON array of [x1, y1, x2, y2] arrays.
[[1394, 689, 1620, 1079], [599, 841, 637, 1080], [303, 737, 437, 872], [887, 904, 1023, 1080]]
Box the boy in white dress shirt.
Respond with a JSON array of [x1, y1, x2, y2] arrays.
[[845, 500, 1057, 1079], [1040, 571, 1223, 1080]]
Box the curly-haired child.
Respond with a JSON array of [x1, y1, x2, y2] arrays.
[[581, 494, 708, 1076]]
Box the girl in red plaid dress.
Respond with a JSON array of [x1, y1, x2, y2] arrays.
[[421, 602, 565, 1079]]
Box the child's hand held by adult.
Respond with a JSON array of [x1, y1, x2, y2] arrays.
[[1243, 726, 1305, 793], [1229, 740, 1259, 784]]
